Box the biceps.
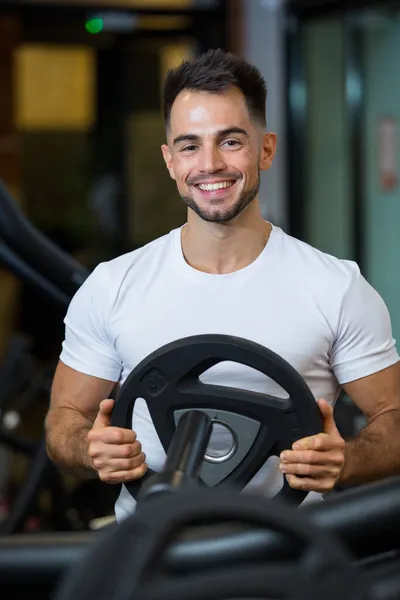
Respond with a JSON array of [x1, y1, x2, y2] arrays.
[[343, 361, 400, 421], [49, 360, 118, 421]]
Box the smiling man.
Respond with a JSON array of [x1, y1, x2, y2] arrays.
[[45, 49, 400, 521], [163, 91, 265, 225]]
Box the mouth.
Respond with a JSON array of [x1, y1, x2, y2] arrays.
[[193, 180, 237, 198]]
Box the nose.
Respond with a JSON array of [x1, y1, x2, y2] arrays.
[[197, 144, 226, 173]]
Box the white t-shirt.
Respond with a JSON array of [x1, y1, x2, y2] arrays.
[[60, 224, 399, 521]]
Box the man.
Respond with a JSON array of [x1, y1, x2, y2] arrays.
[[45, 49, 400, 521]]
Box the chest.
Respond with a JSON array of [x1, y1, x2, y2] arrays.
[[110, 276, 333, 392]]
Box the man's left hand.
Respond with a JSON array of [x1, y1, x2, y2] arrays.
[[279, 399, 346, 493]]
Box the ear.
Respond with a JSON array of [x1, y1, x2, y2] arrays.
[[259, 132, 277, 172], [161, 144, 176, 180]]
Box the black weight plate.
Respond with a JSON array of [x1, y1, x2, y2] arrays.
[[54, 487, 370, 600], [111, 334, 323, 505]]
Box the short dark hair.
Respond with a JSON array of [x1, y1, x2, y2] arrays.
[[163, 48, 267, 130]]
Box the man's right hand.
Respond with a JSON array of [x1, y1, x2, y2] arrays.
[[87, 399, 148, 484]]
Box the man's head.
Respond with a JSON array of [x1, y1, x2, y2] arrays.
[[161, 48, 276, 224]]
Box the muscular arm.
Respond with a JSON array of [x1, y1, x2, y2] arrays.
[[338, 361, 400, 486], [45, 361, 117, 479]]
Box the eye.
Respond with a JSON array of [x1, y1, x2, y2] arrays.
[[180, 145, 198, 153], [223, 139, 241, 148]]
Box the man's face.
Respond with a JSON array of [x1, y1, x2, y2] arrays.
[[161, 86, 276, 223]]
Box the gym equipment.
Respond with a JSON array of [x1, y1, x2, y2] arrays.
[[38, 417, 399, 600], [364, 556, 400, 600], [166, 475, 400, 571], [0, 332, 71, 534], [0, 178, 89, 300], [0, 417, 400, 597], [111, 333, 324, 507], [0, 334, 54, 455], [0, 241, 70, 308], [0, 180, 90, 449], [1, 484, 400, 591], [54, 488, 369, 600], [0, 334, 37, 454], [0, 179, 91, 533]]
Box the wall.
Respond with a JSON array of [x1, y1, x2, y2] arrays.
[[363, 15, 400, 343]]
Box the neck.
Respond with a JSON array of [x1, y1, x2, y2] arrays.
[[181, 199, 272, 275]]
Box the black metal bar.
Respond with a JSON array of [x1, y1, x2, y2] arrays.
[[165, 478, 400, 571], [165, 477, 400, 571], [163, 411, 213, 480], [0, 243, 71, 307], [285, 10, 307, 240], [138, 411, 212, 503], [0, 179, 89, 298], [94, 44, 129, 256], [303, 477, 400, 558], [0, 430, 36, 454]]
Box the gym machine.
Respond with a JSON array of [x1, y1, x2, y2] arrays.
[[0, 179, 89, 534]]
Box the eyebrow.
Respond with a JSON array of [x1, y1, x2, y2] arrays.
[[172, 127, 249, 147]]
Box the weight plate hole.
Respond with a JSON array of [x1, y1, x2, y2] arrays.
[[204, 420, 238, 464]]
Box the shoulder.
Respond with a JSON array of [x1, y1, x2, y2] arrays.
[[103, 229, 178, 279], [88, 228, 178, 287], [70, 228, 179, 312], [272, 225, 361, 295]]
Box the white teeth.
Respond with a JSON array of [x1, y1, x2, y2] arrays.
[[198, 181, 234, 191]]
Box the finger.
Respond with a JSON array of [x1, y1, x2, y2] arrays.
[[92, 399, 115, 429], [291, 433, 338, 452], [89, 440, 142, 460], [88, 426, 137, 445], [109, 440, 142, 458], [291, 434, 325, 451], [280, 449, 344, 466], [317, 399, 339, 435], [280, 461, 341, 478], [285, 474, 335, 493], [100, 463, 149, 484], [93, 452, 146, 473]]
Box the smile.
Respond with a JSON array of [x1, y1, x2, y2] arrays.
[[196, 181, 235, 192]]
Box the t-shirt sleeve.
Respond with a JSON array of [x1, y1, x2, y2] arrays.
[[59, 263, 122, 382], [329, 268, 399, 384]]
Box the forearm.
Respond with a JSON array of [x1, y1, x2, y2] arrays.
[[45, 407, 97, 479], [338, 409, 400, 486]]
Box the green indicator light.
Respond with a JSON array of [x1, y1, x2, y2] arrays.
[[85, 18, 104, 34]]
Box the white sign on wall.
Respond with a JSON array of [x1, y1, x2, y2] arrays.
[[379, 117, 398, 192]]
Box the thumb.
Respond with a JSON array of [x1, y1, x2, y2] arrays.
[[92, 399, 115, 429], [317, 399, 338, 435]]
